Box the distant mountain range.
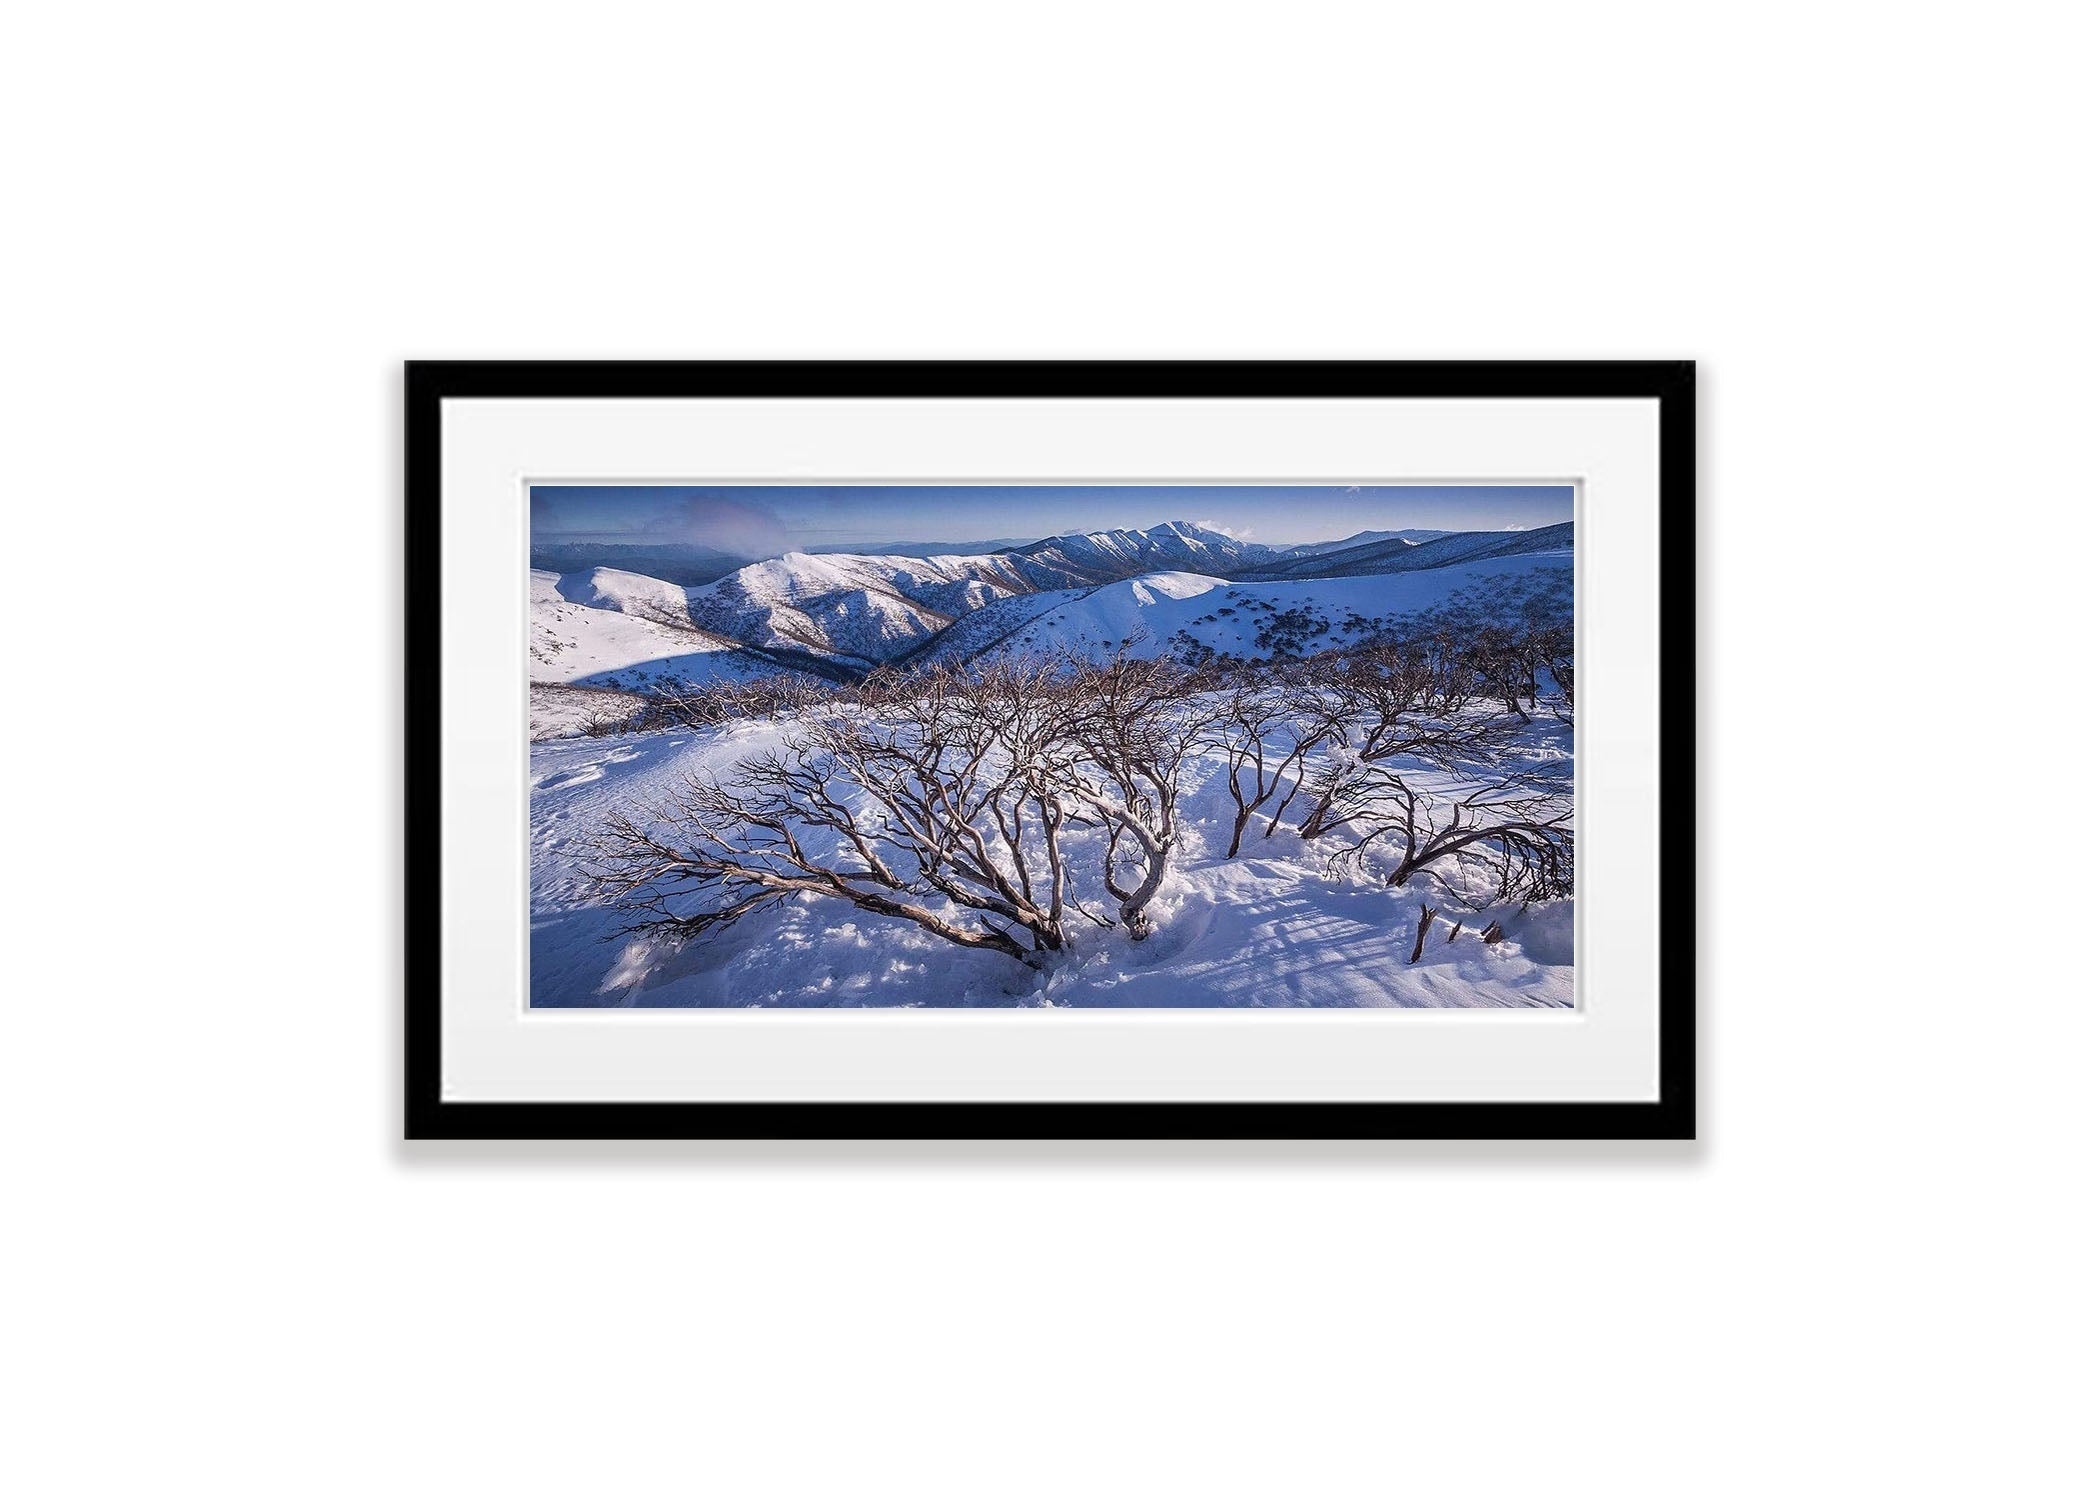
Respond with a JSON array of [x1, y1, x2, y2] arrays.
[[1273, 528, 1453, 557], [808, 537, 1037, 559], [529, 519, 1573, 682], [529, 525, 1468, 584], [533, 533, 1119, 578], [1254, 522, 1574, 580], [528, 541, 746, 587]]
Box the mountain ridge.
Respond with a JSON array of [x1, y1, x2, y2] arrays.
[[533, 519, 1572, 678]]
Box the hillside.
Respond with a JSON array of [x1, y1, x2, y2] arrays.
[[1000, 520, 1273, 585], [967, 572, 1229, 662], [532, 519, 1574, 680], [684, 552, 991, 668], [902, 585, 1092, 667], [1255, 521, 1573, 580], [554, 566, 699, 629], [971, 550, 1571, 667], [665, 521, 1277, 669], [530, 569, 804, 692]]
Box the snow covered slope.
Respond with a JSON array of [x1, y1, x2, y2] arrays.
[[968, 572, 1230, 661], [555, 566, 698, 628], [672, 522, 1275, 668], [528, 683, 652, 741], [902, 585, 1093, 667], [921, 522, 1258, 592], [1000, 520, 1271, 584], [530, 569, 800, 691], [527, 712, 1573, 1009], [973, 551, 1571, 666], [683, 553, 986, 668]]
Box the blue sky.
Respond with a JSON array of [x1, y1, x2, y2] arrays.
[[530, 484, 1574, 554]]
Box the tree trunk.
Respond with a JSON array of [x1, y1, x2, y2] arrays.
[[1408, 903, 1435, 964], [1119, 852, 1168, 937], [1297, 788, 1338, 841]]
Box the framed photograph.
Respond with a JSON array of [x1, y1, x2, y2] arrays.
[[406, 361, 1693, 1139]]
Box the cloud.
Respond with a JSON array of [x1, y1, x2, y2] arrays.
[[645, 492, 790, 558], [1196, 518, 1255, 540]]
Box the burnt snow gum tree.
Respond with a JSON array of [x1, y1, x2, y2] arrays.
[[581, 637, 1573, 981], [1206, 673, 1342, 858], [1326, 770, 1573, 905], [1056, 656, 1214, 939], [583, 661, 1102, 971], [585, 656, 1242, 965]]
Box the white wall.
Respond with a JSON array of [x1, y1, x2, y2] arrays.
[[7, 5, 2091, 1496]]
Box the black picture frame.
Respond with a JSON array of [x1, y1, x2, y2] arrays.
[[406, 360, 1694, 1140]]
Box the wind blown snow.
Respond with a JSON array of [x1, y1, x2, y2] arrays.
[[528, 709, 1573, 1009]]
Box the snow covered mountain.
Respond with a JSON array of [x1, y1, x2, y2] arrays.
[[809, 535, 1036, 558], [898, 586, 1093, 668], [1253, 522, 1573, 580], [530, 569, 793, 689], [529, 519, 1572, 680], [1273, 527, 1452, 558], [941, 572, 1229, 665], [1001, 520, 1273, 584], [562, 521, 1279, 672], [967, 550, 1571, 668]]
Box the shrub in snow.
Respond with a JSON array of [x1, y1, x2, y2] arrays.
[[1289, 640, 1486, 839], [583, 660, 1093, 968], [1052, 656, 1220, 939], [575, 624, 1575, 976], [581, 659, 1237, 966], [651, 672, 841, 728], [1203, 673, 1345, 857], [1324, 769, 1573, 907], [1196, 639, 1574, 906]]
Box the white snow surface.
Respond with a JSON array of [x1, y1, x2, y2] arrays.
[[682, 551, 1007, 666], [981, 552, 1571, 665], [531, 569, 801, 692], [969, 571, 1228, 660], [528, 683, 651, 741], [905, 586, 1092, 667], [554, 565, 697, 628], [528, 708, 1574, 1009]]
